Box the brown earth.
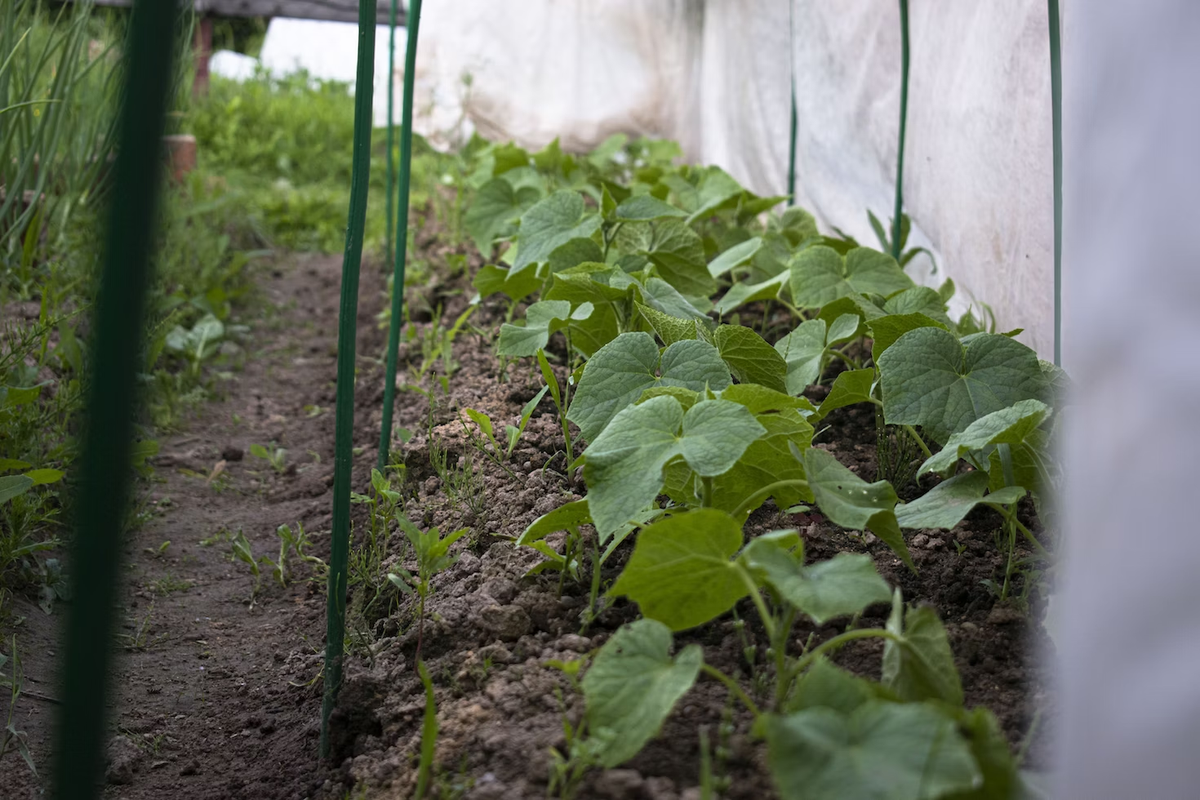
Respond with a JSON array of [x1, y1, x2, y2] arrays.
[[0, 241, 1054, 799]]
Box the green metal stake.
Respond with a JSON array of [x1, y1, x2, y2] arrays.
[[786, 0, 797, 206], [378, 0, 423, 471], [384, 0, 399, 270], [321, 0, 378, 759], [1048, 0, 1062, 366], [52, 0, 179, 797], [891, 0, 910, 260]]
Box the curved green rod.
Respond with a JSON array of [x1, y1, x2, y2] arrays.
[[786, 0, 797, 206], [891, 0, 910, 260], [385, 0, 398, 269], [1048, 0, 1062, 365], [321, 0, 378, 759], [378, 0, 423, 470], [52, 0, 180, 796]]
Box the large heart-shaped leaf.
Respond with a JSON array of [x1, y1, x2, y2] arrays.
[[804, 448, 913, 570], [514, 190, 601, 272], [582, 619, 703, 767], [609, 509, 749, 630], [584, 397, 764, 536], [763, 702, 981, 800], [567, 333, 731, 442], [790, 246, 914, 309], [879, 328, 1046, 445]]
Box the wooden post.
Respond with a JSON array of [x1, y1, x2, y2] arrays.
[[193, 16, 213, 96]]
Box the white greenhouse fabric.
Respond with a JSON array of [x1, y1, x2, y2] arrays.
[[412, 0, 1062, 358]]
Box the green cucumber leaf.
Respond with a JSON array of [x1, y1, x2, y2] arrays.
[[713, 272, 788, 314], [615, 194, 687, 221], [583, 396, 764, 536], [813, 369, 876, 421], [582, 618, 703, 767], [763, 702, 981, 800], [775, 319, 827, 394], [790, 246, 914, 309], [514, 190, 602, 272], [720, 383, 816, 416], [473, 264, 543, 302], [919, 399, 1050, 475], [567, 333, 731, 442], [882, 591, 963, 705], [895, 472, 1025, 530], [609, 509, 748, 630], [804, 448, 913, 570], [641, 277, 712, 322], [882, 286, 952, 327], [787, 657, 878, 715], [516, 500, 591, 546], [708, 237, 764, 278], [741, 539, 890, 625], [867, 313, 951, 362], [547, 237, 605, 273], [642, 218, 717, 297], [715, 325, 788, 393], [638, 303, 700, 346], [497, 300, 594, 357], [879, 328, 1046, 445], [464, 178, 541, 256]]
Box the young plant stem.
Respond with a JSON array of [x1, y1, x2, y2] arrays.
[[735, 566, 777, 642], [826, 348, 862, 371], [700, 664, 761, 719], [772, 607, 798, 710], [700, 476, 714, 508], [558, 532, 573, 599], [986, 503, 1049, 558], [902, 425, 933, 459], [784, 628, 902, 686], [731, 479, 811, 520], [586, 533, 602, 626]]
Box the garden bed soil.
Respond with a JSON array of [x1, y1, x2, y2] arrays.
[[0, 243, 1053, 800]]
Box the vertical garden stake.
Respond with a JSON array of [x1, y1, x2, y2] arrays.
[[321, 0, 378, 759], [786, 0, 797, 207], [384, 0, 399, 270], [378, 0, 424, 470], [1048, 0, 1062, 366], [52, 0, 179, 796], [891, 0, 910, 260]]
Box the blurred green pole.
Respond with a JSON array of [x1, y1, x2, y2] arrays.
[[786, 0, 797, 206], [51, 0, 179, 796], [377, 0, 423, 471], [1048, 0, 1062, 366], [321, 0, 378, 759], [385, 0, 398, 270], [891, 0, 910, 260]]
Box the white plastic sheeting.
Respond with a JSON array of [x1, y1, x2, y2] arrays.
[[413, 1, 1062, 357], [1055, 3, 1200, 797]]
